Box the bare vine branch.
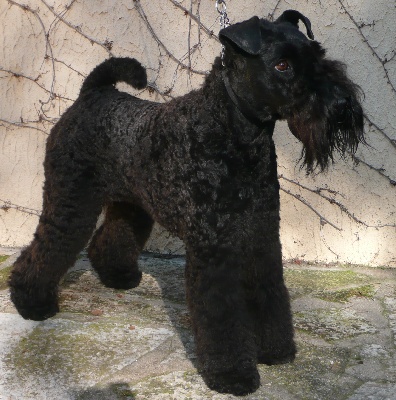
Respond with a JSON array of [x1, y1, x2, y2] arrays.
[[338, 0, 396, 94], [364, 114, 396, 151], [351, 154, 396, 187], [168, 0, 217, 41], [280, 187, 342, 231], [279, 175, 396, 228], [7, 0, 57, 115], [0, 119, 50, 135], [268, 0, 282, 20], [0, 199, 40, 216], [0, 68, 74, 102], [133, 0, 208, 76], [40, 0, 114, 56]]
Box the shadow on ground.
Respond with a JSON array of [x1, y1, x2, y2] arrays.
[[0, 248, 396, 399]]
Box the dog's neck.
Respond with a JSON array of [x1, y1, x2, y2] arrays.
[[221, 70, 269, 129], [203, 58, 276, 143]]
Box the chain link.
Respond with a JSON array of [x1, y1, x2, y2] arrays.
[[216, 0, 230, 65], [216, 0, 230, 29]]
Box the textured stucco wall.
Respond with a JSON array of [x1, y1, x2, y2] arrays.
[[0, 0, 395, 266]]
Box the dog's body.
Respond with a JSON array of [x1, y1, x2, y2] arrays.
[[9, 11, 364, 395]]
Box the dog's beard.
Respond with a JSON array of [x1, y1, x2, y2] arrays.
[[287, 95, 364, 172], [286, 61, 364, 172]]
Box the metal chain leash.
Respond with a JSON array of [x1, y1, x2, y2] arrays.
[[216, 0, 230, 65], [216, 0, 230, 29]]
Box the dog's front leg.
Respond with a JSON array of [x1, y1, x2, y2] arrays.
[[244, 216, 296, 366], [185, 243, 260, 396]]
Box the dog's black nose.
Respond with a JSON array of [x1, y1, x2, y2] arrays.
[[336, 97, 349, 110]]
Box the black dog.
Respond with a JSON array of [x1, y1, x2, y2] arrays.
[[9, 10, 364, 395]]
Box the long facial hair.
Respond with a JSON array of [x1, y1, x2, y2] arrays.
[[287, 59, 365, 172]]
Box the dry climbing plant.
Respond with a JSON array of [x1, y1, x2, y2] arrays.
[[0, 0, 395, 261]]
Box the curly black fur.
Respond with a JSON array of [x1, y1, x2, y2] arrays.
[[9, 10, 364, 396]]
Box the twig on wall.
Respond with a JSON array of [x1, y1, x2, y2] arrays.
[[280, 187, 342, 231], [133, 0, 207, 76], [279, 175, 396, 228], [40, 0, 114, 56], [0, 199, 40, 216], [338, 0, 396, 93], [7, 0, 57, 117]]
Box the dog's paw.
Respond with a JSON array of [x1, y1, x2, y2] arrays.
[[9, 276, 59, 321], [99, 270, 142, 290], [258, 347, 296, 366], [202, 362, 260, 396], [15, 301, 59, 321]]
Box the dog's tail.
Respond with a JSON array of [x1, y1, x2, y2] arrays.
[[80, 57, 147, 94]]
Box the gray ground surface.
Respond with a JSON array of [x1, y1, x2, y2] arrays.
[[0, 248, 395, 400]]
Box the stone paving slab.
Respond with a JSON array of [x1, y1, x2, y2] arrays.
[[0, 248, 395, 399]]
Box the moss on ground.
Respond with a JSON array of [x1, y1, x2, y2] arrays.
[[113, 385, 138, 399], [294, 307, 376, 340], [257, 341, 359, 400], [75, 382, 138, 399], [5, 316, 173, 391], [318, 284, 375, 303], [284, 269, 375, 303], [284, 269, 369, 291], [0, 265, 11, 290], [0, 255, 10, 264]]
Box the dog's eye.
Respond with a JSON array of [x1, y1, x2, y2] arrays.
[[275, 60, 290, 72]]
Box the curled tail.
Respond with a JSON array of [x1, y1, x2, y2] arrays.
[[80, 57, 147, 94]]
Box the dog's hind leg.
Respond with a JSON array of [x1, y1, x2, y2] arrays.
[[88, 202, 154, 289], [9, 173, 103, 321]]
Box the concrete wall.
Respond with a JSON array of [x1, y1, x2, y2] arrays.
[[0, 0, 395, 266]]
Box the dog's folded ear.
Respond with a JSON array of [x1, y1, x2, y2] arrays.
[[276, 10, 314, 40], [219, 16, 262, 55]]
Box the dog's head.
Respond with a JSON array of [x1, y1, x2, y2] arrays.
[[219, 10, 364, 172]]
